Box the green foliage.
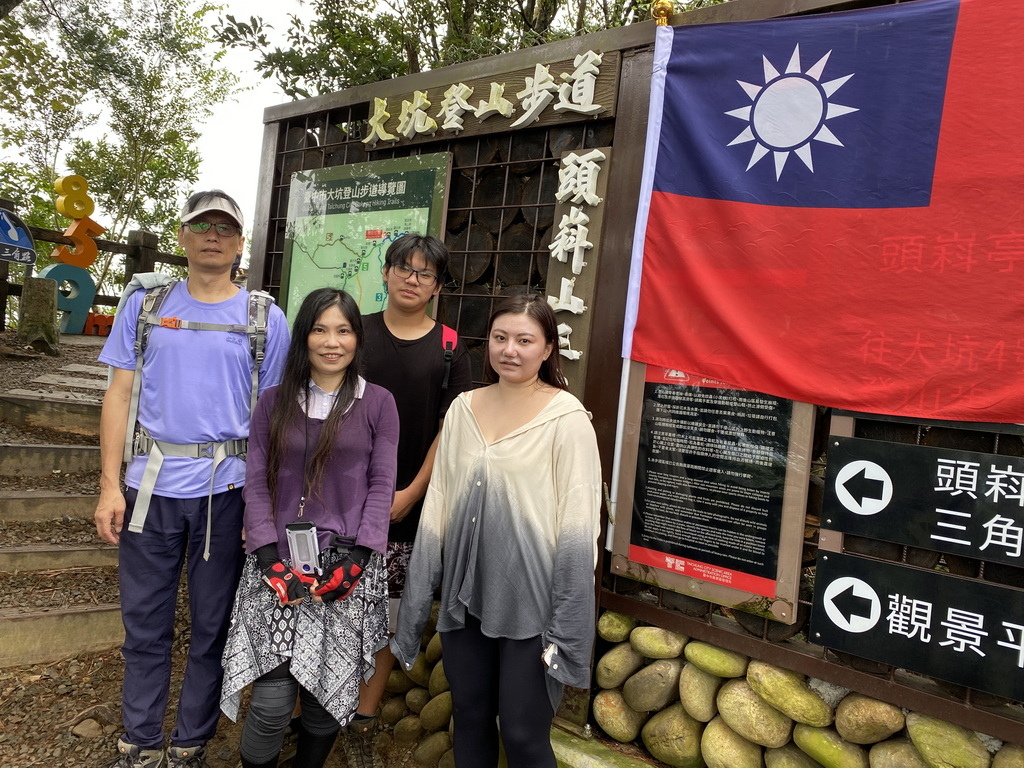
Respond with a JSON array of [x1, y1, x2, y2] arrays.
[[216, 0, 728, 101], [217, 0, 414, 99], [0, 1, 24, 18], [0, 0, 237, 296], [216, 0, 554, 99], [66, 138, 197, 253], [0, 8, 93, 228]]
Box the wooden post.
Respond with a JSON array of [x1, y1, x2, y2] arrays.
[[124, 229, 160, 286], [16, 276, 60, 355]]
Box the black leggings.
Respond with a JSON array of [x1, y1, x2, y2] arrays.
[[239, 662, 339, 765], [442, 615, 560, 768]]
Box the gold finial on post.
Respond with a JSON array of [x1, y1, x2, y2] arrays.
[[652, 0, 675, 26]]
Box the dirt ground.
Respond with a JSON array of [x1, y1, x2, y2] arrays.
[[0, 615, 415, 768]]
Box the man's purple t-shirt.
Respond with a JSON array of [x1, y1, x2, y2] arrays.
[[99, 282, 289, 498]]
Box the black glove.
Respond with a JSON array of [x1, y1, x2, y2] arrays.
[[255, 544, 314, 605], [313, 546, 371, 602]]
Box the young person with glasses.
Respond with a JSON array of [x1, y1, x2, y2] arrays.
[[96, 190, 290, 768], [339, 234, 472, 767]]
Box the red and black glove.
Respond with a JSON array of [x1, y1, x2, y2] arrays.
[[262, 562, 311, 605], [313, 546, 371, 602], [255, 544, 315, 605]]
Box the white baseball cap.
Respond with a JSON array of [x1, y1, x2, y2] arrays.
[[179, 190, 244, 229]]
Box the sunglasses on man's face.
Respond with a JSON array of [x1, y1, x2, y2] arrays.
[[186, 221, 241, 237]]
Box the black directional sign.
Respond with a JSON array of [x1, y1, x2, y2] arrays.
[[0, 210, 37, 265], [823, 437, 1024, 567], [811, 552, 1024, 700]]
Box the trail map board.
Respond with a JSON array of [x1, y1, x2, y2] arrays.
[[281, 154, 450, 322]]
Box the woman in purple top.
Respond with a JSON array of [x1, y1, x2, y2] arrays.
[[220, 288, 399, 768]]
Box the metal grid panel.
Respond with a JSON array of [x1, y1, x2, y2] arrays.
[[263, 107, 613, 383]]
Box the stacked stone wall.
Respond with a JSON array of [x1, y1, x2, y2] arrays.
[[376, 606, 457, 768], [375, 606, 1022, 768], [592, 611, 1024, 768]]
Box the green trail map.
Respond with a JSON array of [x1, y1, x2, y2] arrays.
[[281, 155, 450, 323], [286, 211, 428, 319]]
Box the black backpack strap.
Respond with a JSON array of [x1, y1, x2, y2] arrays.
[[440, 324, 458, 393]]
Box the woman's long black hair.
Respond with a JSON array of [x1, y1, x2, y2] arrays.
[[265, 288, 365, 514]]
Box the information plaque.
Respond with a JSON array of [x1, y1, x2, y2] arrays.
[[612, 364, 814, 623]]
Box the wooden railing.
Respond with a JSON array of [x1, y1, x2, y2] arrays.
[[0, 198, 186, 331]]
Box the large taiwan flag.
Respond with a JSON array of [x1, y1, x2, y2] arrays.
[[624, 0, 1024, 423]]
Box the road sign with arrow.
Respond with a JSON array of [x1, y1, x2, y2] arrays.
[[822, 436, 1024, 567], [810, 552, 1024, 700], [0, 210, 36, 265]]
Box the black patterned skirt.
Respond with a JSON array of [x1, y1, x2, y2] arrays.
[[220, 549, 388, 726]]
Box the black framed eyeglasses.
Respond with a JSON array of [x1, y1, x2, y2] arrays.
[[186, 221, 241, 237], [392, 263, 438, 286]]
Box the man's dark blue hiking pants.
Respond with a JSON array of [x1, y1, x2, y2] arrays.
[[118, 487, 245, 749]]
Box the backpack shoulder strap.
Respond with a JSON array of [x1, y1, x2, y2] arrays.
[[135, 281, 176, 355], [247, 290, 275, 413], [440, 324, 458, 393], [123, 280, 177, 463]]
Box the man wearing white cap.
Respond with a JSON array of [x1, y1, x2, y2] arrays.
[[96, 190, 290, 768]]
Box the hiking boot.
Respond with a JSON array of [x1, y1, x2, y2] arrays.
[[108, 738, 165, 768], [339, 716, 384, 768], [167, 744, 207, 768]]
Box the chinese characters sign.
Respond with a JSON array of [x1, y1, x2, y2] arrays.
[[361, 51, 618, 147], [0, 210, 36, 265], [811, 552, 1024, 700], [543, 147, 610, 393], [823, 437, 1024, 566]]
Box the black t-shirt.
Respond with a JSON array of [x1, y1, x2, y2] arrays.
[[362, 311, 473, 541]]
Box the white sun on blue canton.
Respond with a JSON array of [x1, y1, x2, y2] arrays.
[[726, 45, 858, 180]]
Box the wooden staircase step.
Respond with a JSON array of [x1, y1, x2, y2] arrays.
[[30, 374, 109, 391], [0, 544, 117, 571], [0, 492, 98, 521], [59, 363, 108, 376], [2, 389, 103, 405], [0, 393, 101, 435], [0, 444, 101, 476], [0, 334, 122, 669], [0, 604, 123, 668]]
